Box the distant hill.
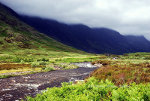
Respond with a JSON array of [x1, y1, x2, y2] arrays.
[[0, 3, 83, 53], [17, 16, 150, 54]]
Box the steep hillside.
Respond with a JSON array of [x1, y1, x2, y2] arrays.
[[126, 35, 150, 51], [19, 16, 150, 54], [0, 3, 85, 54]]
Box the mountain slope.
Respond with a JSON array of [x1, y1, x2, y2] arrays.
[[126, 35, 150, 52], [0, 3, 85, 55], [18, 16, 150, 54]]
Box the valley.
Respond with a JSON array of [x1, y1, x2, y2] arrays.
[[0, 2, 150, 101], [25, 53, 150, 101]]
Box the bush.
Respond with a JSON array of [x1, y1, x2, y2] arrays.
[[111, 83, 150, 101], [91, 61, 150, 85], [26, 77, 150, 101]]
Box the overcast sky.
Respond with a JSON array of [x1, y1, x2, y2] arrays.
[[0, 0, 150, 39]]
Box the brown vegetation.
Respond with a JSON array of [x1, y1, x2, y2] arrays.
[[91, 60, 150, 86], [0, 63, 31, 70], [92, 59, 112, 66]]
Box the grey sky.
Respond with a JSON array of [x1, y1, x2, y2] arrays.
[[0, 0, 150, 39]]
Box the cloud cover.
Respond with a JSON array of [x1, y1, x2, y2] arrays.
[[0, 0, 150, 39]]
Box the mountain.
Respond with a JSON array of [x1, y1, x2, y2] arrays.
[[126, 35, 150, 52], [1, 3, 150, 55], [17, 16, 150, 54], [0, 3, 84, 54]]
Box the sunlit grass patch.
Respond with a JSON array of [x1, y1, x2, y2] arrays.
[[0, 67, 42, 78], [50, 55, 105, 63], [0, 67, 41, 74]]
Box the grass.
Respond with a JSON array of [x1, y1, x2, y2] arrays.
[[0, 67, 41, 74], [0, 67, 42, 79], [49, 55, 104, 63], [0, 51, 101, 78], [26, 77, 150, 101], [0, 55, 101, 78]]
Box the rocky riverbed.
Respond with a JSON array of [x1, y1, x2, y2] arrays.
[[0, 62, 100, 101]]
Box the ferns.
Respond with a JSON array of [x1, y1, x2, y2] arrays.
[[26, 77, 150, 101]]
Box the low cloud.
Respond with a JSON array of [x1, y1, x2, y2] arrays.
[[0, 0, 150, 39]]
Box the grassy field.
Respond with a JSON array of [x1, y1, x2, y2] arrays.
[[0, 51, 102, 78], [0, 48, 103, 78], [26, 52, 150, 101]]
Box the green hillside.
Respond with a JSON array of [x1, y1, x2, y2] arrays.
[[0, 3, 100, 77], [0, 3, 98, 60], [0, 3, 86, 54]]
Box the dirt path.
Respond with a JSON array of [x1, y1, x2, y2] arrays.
[[0, 62, 99, 101]]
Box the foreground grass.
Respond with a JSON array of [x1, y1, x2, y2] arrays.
[[26, 77, 150, 101]]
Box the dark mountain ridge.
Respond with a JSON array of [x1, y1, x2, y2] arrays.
[[17, 15, 150, 54], [1, 2, 150, 54]]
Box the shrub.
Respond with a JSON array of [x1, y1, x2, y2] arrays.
[[25, 77, 150, 101], [91, 62, 150, 85], [111, 83, 150, 101]]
